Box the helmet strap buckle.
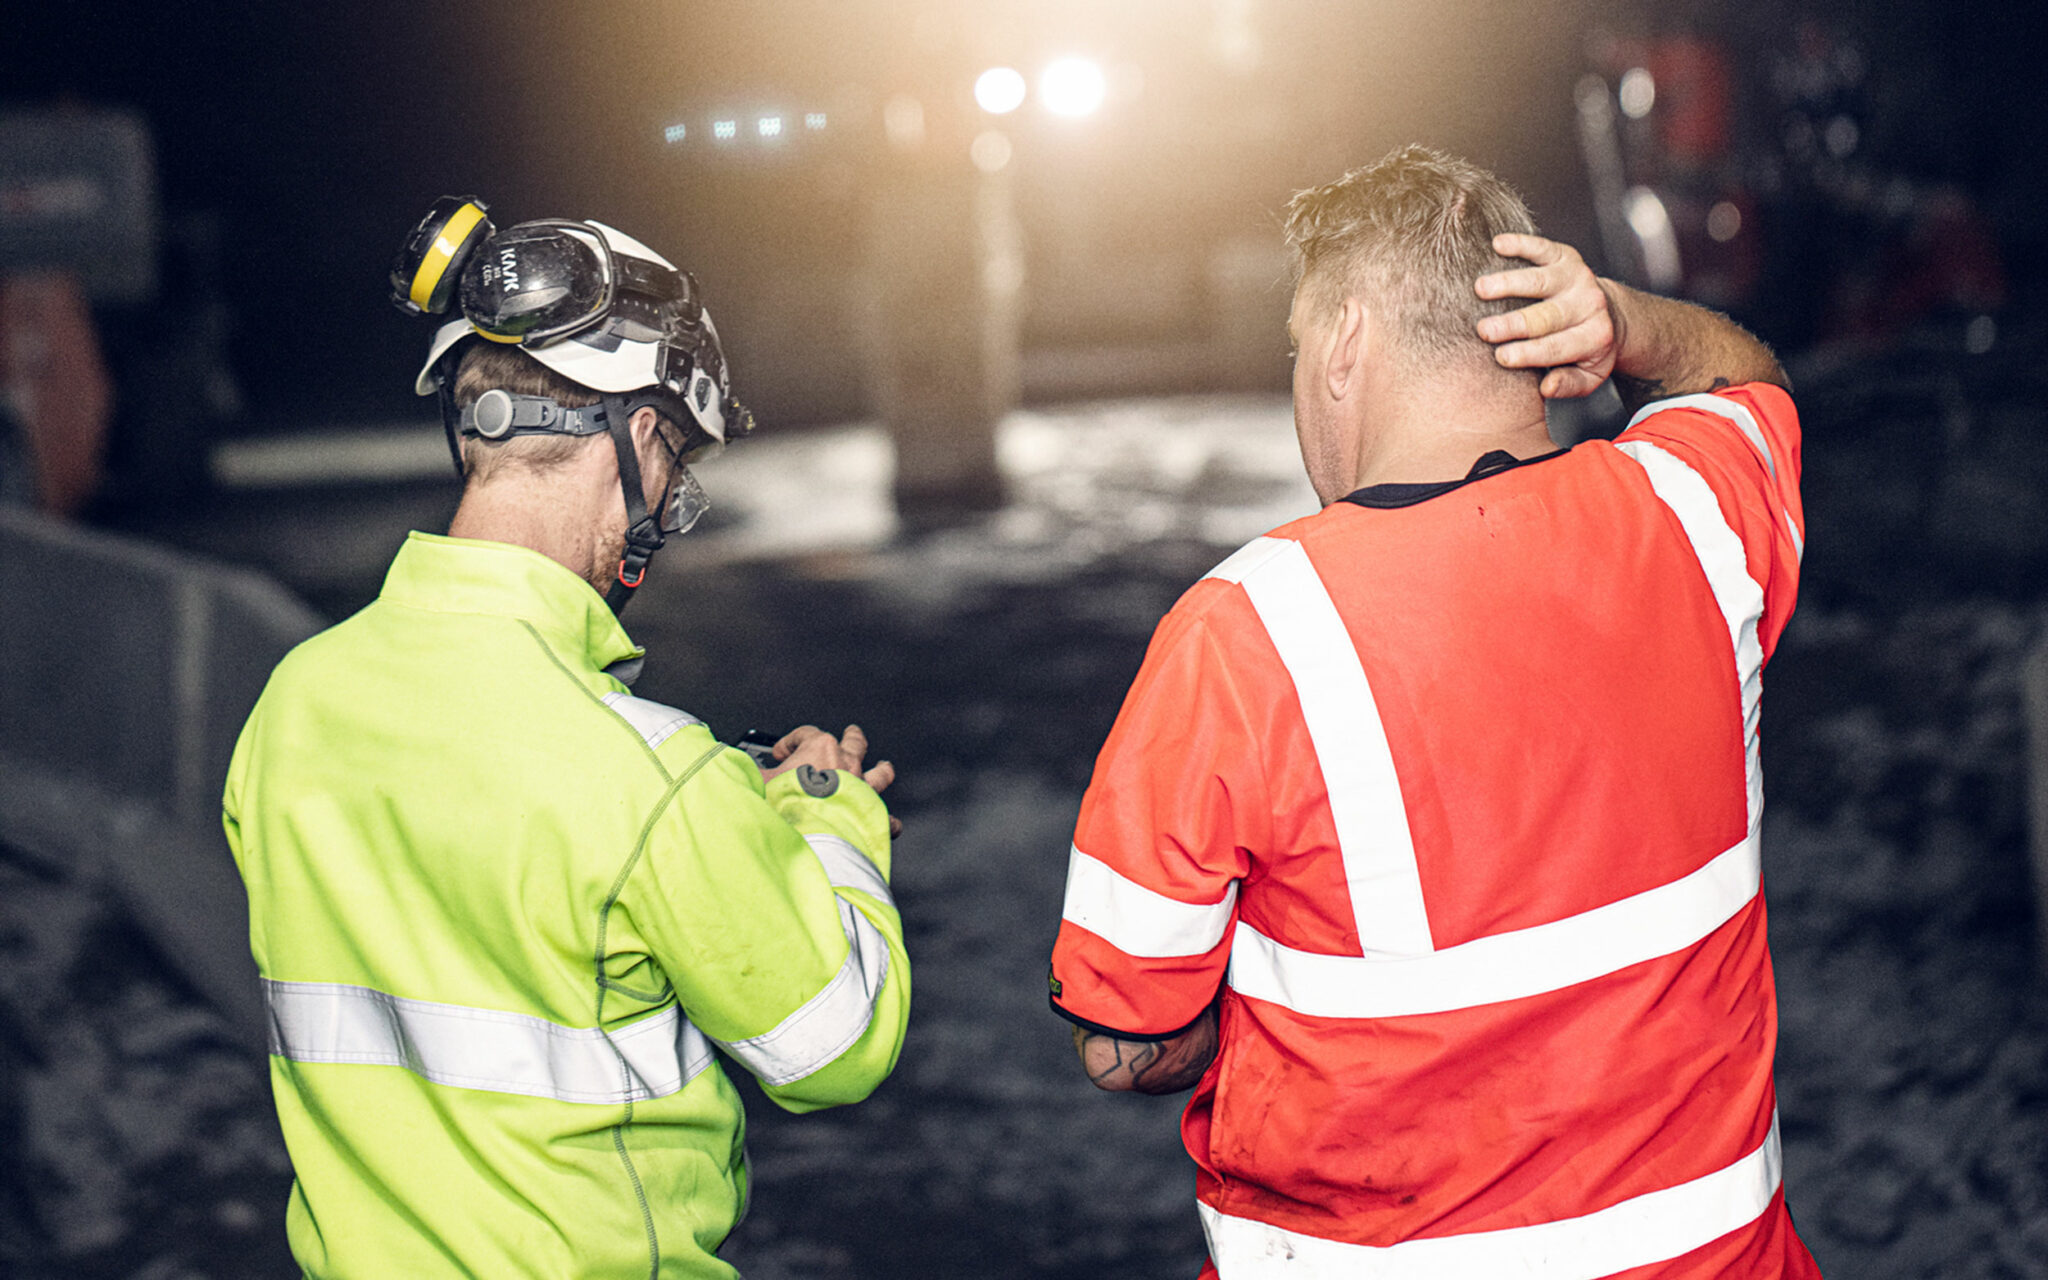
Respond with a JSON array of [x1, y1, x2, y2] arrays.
[[602, 393, 667, 615]]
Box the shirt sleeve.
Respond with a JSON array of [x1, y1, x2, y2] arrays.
[[629, 735, 910, 1114], [1616, 382, 1805, 659], [1049, 586, 1266, 1039]]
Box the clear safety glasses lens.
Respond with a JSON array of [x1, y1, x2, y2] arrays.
[[678, 438, 724, 468], [662, 466, 711, 535], [458, 222, 614, 345]]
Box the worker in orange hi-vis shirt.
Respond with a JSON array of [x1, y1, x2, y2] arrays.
[[1049, 145, 1821, 1280]]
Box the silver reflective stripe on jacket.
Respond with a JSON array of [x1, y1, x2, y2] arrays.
[[263, 978, 715, 1105], [601, 691, 701, 751], [703, 834, 892, 1089], [804, 832, 893, 905]]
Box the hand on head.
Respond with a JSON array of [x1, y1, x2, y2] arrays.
[[1474, 234, 1620, 399]]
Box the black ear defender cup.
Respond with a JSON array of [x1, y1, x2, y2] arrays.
[[470, 388, 516, 439], [389, 196, 493, 317]]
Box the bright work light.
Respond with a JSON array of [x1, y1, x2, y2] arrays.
[[975, 66, 1027, 115], [1039, 57, 1106, 118]]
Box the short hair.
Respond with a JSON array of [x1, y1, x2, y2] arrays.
[[448, 341, 685, 481], [1283, 145, 1538, 374], [449, 341, 599, 479]]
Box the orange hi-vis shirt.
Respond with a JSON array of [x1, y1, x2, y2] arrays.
[[1051, 385, 1820, 1279]]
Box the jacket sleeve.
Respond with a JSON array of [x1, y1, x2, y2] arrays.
[[1615, 382, 1805, 660], [1050, 589, 1261, 1038], [631, 737, 909, 1113]]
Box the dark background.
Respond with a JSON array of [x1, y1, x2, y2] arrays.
[[12, 0, 2037, 433], [6, 2, 2048, 1278]]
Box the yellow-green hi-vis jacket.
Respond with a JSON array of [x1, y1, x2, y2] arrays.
[[223, 532, 910, 1279]]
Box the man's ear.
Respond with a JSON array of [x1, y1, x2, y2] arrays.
[[627, 406, 669, 469], [1323, 296, 1368, 402]]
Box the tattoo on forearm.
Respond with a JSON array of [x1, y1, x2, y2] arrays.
[[1610, 372, 1667, 414], [1073, 1006, 1221, 1095], [1080, 1031, 1161, 1086]]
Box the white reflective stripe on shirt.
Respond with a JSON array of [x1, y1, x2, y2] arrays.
[[1627, 392, 1804, 560], [805, 832, 893, 905], [1628, 393, 1776, 480], [1227, 826, 1759, 1018], [1205, 537, 1434, 958], [262, 978, 715, 1105], [600, 691, 700, 751], [1063, 845, 1238, 958], [715, 897, 890, 1088], [1199, 1111, 1781, 1279], [1616, 440, 1768, 829]]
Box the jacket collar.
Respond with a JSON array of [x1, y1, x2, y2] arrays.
[[379, 532, 645, 678]]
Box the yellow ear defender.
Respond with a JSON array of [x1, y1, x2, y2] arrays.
[[388, 196, 493, 317]]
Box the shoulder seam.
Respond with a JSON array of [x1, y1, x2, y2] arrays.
[[516, 620, 672, 786]]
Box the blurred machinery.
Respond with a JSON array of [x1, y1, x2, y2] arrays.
[[1574, 15, 2005, 352], [0, 109, 151, 514], [0, 107, 243, 515]]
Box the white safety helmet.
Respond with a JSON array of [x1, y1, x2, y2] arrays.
[[389, 196, 755, 611]]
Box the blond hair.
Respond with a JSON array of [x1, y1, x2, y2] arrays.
[[1284, 145, 1538, 375]]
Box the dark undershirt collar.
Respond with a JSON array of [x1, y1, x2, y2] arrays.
[[1339, 446, 1569, 509]]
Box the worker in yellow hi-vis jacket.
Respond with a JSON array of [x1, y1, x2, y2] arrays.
[[223, 199, 909, 1279]]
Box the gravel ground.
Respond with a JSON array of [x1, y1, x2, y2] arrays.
[[7, 335, 2048, 1277]]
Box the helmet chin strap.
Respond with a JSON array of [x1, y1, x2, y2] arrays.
[[602, 392, 666, 615]]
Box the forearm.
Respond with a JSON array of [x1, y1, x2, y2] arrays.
[[1602, 279, 1789, 414], [1073, 1003, 1219, 1095]]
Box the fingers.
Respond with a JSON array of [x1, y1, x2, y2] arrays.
[[773, 724, 822, 762], [1539, 366, 1606, 399], [1490, 232, 1567, 265], [1473, 264, 1562, 305], [770, 723, 897, 790], [1475, 237, 1602, 355], [765, 723, 901, 837], [1488, 307, 1616, 371], [1476, 274, 1606, 340], [1477, 297, 1565, 344]]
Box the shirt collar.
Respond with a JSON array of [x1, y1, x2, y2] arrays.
[[1339, 446, 1570, 510], [378, 532, 644, 678]]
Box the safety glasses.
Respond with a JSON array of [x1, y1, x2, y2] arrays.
[[661, 466, 711, 535]]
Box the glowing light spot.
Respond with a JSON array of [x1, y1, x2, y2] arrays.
[[1623, 186, 1681, 290], [663, 123, 687, 144], [1040, 57, 1106, 118], [969, 129, 1013, 173], [1618, 67, 1655, 119], [975, 66, 1027, 115], [805, 112, 828, 130], [1823, 114, 1860, 158], [1707, 201, 1742, 242], [883, 94, 926, 149], [1965, 315, 1997, 355], [712, 119, 737, 141], [759, 116, 783, 138]]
